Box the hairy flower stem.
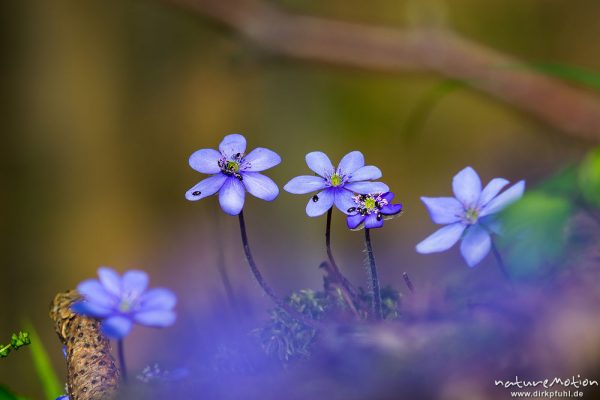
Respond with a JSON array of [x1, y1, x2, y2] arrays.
[[325, 209, 357, 293], [118, 339, 128, 383], [403, 272, 415, 293], [491, 241, 511, 281], [238, 211, 321, 328], [238, 211, 280, 302], [364, 228, 383, 320]]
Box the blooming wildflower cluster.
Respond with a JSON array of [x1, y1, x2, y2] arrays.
[[73, 267, 177, 339], [284, 151, 388, 216], [347, 192, 402, 230], [416, 167, 525, 267]]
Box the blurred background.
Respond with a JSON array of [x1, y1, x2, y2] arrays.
[[2, 0, 600, 398]]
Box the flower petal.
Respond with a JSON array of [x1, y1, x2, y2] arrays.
[[345, 181, 389, 194], [364, 213, 384, 229], [138, 288, 177, 311], [71, 301, 113, 318], [421, 197, 464, 224], [242, 148, 281, 172], [188, 149, 222, 174], [478, 178, 509, 208], [97, 267, 122, 297], [185, 174, 227, 201], [338, 151, 365, 174], [460, 224, 492, 267], [416, 223, 466, 254], [381, 192, 395, 202], [479, 215, 502, 235], [334, 189, 357, 214], [101, 316, 133, 339], [133, 310, 177, 328], [218, 177, 246, 215], [284, 175, 327, 194], [306, 151, 334, 177], [242, 172, 279, 201], [452, 167, 482, 208], [349, 165, 382, 182], [347, 213, 365, 230], [480, 180, 525, 217], [219, 134, 246, 157], [381, 203, 402, 215], [306, 189, 335, 217], [122, 270, 149, 298], [77, 280, 116, 308]]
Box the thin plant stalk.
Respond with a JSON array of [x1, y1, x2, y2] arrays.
[[238, 210, 279, 302], [325, 209, 356, 293], [117, 339, 127, 383], [491, 240, 511, 281], [237, 210, 320, 328], [364, 228, 383, 320]]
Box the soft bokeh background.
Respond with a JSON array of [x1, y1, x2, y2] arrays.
[[2, 0, 599, 397]]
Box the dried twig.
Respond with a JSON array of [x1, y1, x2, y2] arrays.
[[165, 0, 600, 141], [50, 291, 120, 400]]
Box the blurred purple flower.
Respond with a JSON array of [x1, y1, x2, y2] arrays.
[[284, 151, 389, 216], [186, 133, 281, 215], [56, 396, 69, 400], [346, 192, 402, 230], [72, 267, 177, 339], [416, 166, 525, 267]]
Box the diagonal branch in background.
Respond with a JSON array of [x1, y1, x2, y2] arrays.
[[165, 0, 600, 142]]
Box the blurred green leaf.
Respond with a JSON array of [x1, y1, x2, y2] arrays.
[[0, 386, 27, 400], [536, 165, 580, 198], [499, 192, 573, 279], [402, 79, 464, 142], [578, 147, 600, 208], [529, 63, 600, 91], [24, 322, 62, 400]]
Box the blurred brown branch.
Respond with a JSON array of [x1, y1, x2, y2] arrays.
[[165, 0, 600, 141]]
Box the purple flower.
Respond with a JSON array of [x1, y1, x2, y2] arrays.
[[346, 192, 402, 230], [72, 267, 177, 339], [185, 133, 281, 216], [416, 166, 525, 267], [284, 151, 389, 216]]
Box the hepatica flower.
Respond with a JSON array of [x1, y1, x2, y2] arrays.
[[416, 166, 525, 267], [284, 151, 389, 216], [347, 192, 402, 230], [73, 267, 177, 339], [185, 133, 281, 215]]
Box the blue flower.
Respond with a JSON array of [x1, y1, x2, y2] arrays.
[[416, 166, 525, 267], [186, 133, 281, 215], [284, 151, 389, 216], [56, 396, 69, 400], [346, 192, 402, 230], [72, 267, 177, 339]]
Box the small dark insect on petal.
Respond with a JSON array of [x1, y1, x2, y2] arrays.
[[192, 191, 201, 196], [312, 195, 319, 202], [347, 207, 356, 213], [376, 213, 382, 221]]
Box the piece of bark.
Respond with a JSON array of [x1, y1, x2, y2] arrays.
[[49, 290, 120, 400]]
